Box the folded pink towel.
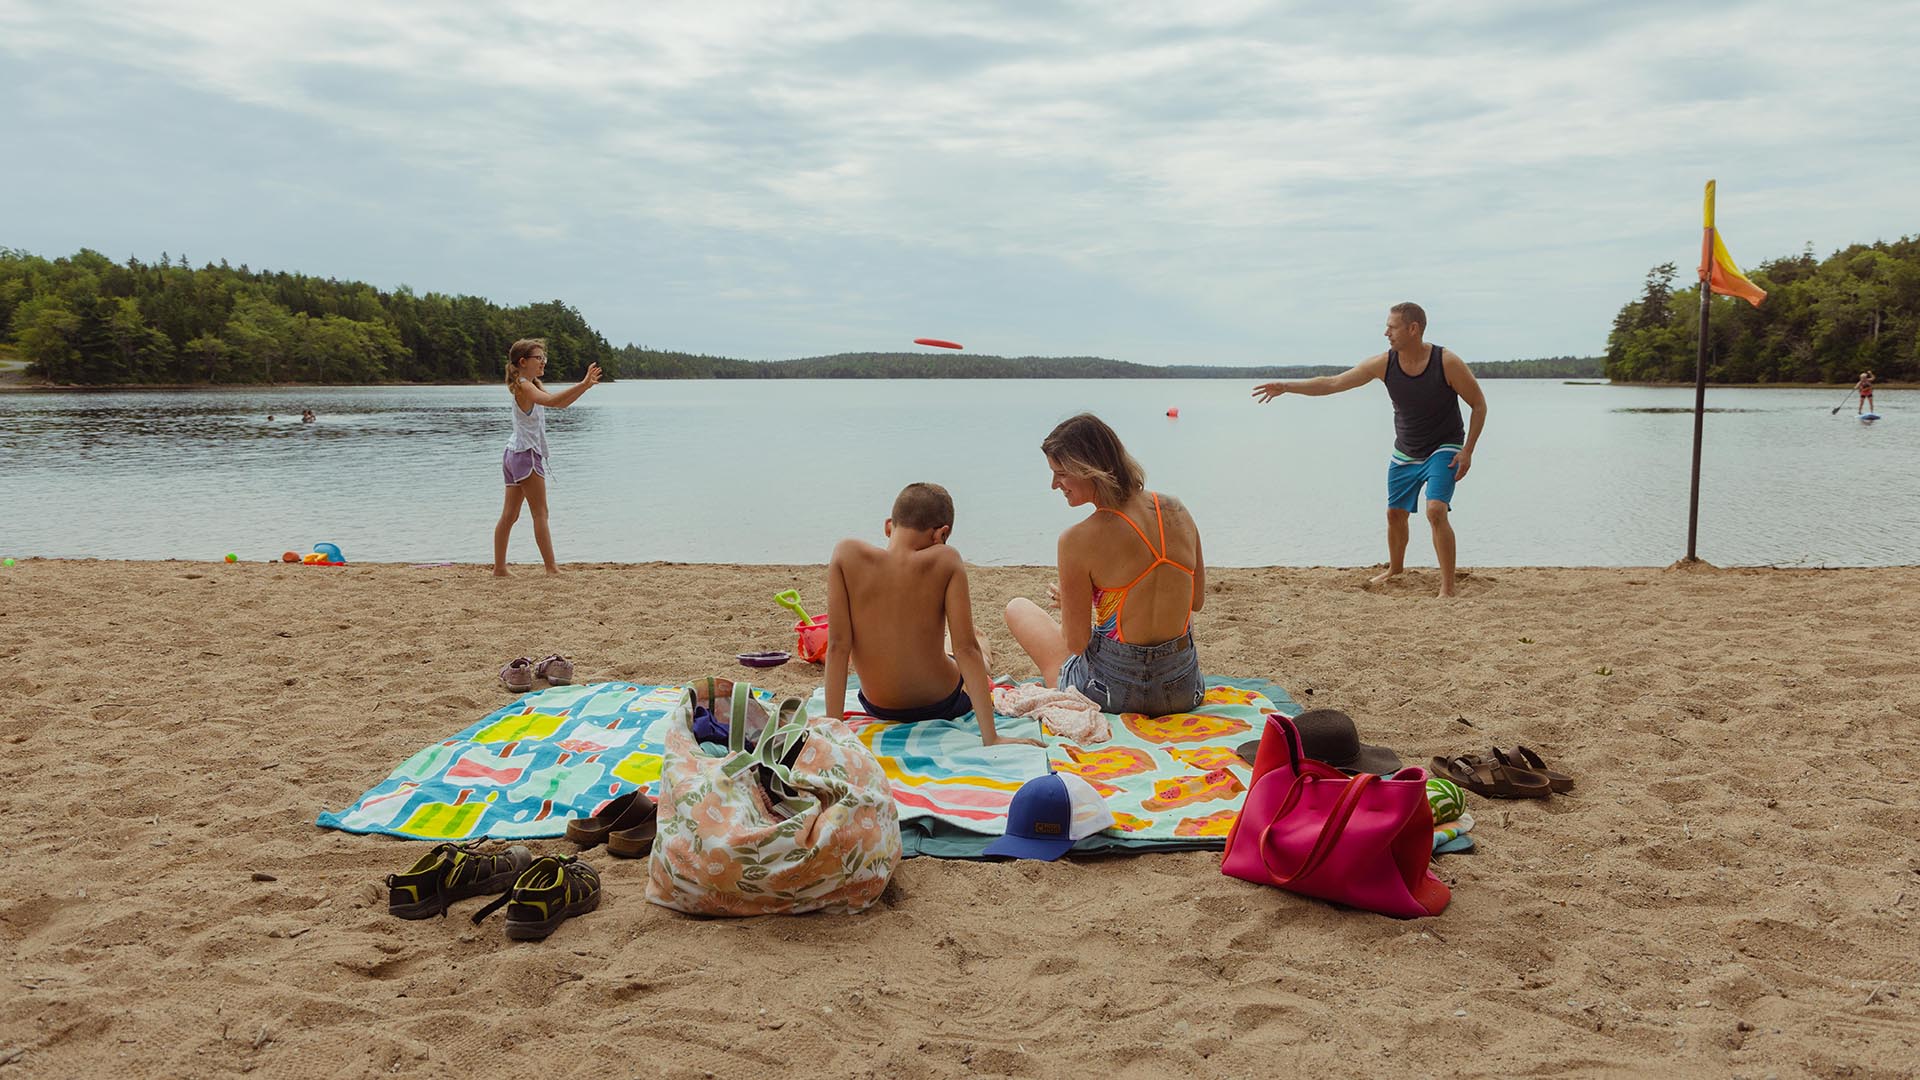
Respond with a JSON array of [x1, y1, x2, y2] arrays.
[[991, 683, 1110, 744]]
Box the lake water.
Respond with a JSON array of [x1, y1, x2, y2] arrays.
[[1, 380, 1912, 567]]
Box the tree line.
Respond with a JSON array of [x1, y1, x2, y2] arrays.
[[0, 248, 617, 385], [5, 246, 1598, 385], [1605, 235, 1920, 383]]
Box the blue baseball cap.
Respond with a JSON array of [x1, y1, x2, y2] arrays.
[[983, 773, 1077, 861]]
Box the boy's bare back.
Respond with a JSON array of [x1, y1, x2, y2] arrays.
[[829, 539, 965, 709]]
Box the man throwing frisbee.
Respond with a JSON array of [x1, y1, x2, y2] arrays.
[[1252, 302, 1488, 598]]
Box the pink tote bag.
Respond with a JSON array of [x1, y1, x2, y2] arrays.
[[1221, 711, 1450, 918]]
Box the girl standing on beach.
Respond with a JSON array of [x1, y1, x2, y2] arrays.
[[1004, 413, 1207, 717], [493, 338, 601, 576]]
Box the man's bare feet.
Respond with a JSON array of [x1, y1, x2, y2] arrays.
[[1367, 567, 1404, 585], [492, 568, 510, 578], [1437, 586, 1456, 598]]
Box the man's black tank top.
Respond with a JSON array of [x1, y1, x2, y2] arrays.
[[1385, 344, 1465, 459]]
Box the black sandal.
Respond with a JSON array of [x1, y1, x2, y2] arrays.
[[387, 840, 532, 919], [472, 854, 601, 940]]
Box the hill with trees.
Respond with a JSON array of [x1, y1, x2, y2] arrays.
[[1605, 236, 1919, 383], [5, 246, 1598, 385]]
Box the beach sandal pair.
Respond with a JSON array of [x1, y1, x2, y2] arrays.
[[385, 840, 600, 940], [499, 654, 574, 693], [565, 790, 658, 858], [1428, 745, 1575, 800]]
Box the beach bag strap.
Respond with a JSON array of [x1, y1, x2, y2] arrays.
[[725, 679, 755, 755], [741, 695, 812, 779], [1256, 771, 1377, 887], [719, 689, 811, 780]]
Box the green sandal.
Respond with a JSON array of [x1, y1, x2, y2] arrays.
[[471, 854, 602, 940], [387, 840, 533, 919]]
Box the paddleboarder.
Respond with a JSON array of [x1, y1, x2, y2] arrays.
[[1857, 370, 1877, 416], [1251, 302, 1488, 598]]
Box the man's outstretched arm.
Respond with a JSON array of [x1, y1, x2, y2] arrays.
[[1252, 353, 1387, 402]]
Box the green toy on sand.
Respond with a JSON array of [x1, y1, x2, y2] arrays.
[[773, 589, 812, 623], [775, 589, 830, 663]]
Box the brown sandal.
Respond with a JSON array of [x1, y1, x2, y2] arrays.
[[565, 790, 652, 848], [1429, 754, 1551, 800], [606, 795, 659, 858], [1493, 746, 1573, 792]]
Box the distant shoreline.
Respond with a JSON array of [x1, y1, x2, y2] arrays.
[[1603, 380, 1910, 390], [2, 377, 1908, 393]]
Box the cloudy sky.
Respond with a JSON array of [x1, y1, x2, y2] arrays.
[[3, 1, 1915, 366]]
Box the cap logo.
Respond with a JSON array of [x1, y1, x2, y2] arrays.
[[1030, 821, 1064, 835]]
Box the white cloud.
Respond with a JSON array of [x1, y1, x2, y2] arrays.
[[4, 0, 1917, 362]]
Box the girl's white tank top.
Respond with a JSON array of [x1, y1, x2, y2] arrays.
[[505, 389, 548, 459]]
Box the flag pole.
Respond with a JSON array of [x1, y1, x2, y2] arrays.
[[1685, 182, 1715, 563]]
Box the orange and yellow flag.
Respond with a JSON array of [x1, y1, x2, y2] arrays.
[[1699, 180, 1766, 307]]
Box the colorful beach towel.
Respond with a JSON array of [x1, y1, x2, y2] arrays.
[[317, 682, 720, 841], [1434, 811, 1475, 853], [829, 676, 1301, 858]]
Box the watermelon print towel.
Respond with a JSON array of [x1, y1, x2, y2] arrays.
[[317, 682, 712, 841]]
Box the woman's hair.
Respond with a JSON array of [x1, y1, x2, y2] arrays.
[[1041, 413, 1144, 507], [507, 338, 547, 391]]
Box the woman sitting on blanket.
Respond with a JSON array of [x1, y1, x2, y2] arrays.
[[1005, 412, 1206, 718]]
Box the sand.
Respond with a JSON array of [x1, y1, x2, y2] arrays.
[[1, 560, 1916, 1079]]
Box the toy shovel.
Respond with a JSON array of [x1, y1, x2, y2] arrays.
[[773, 589, 813, 624]]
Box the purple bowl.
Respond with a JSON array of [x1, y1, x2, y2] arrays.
[[737, 651, 791, 669]]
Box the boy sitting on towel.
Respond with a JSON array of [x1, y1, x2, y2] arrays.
[[825, 482, 1040, 747]]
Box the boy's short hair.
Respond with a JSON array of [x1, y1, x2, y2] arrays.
[[891, 482, 954, 532]]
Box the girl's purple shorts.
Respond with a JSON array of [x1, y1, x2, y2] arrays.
[[502, 448, 546, 485]]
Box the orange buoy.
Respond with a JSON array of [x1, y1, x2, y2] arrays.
[[1166, 407, 1180, 418]]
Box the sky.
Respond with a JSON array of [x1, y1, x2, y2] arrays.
[[3, 0, 1917, 366]]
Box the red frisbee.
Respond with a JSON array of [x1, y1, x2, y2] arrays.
[[913, 338, 963, 350]]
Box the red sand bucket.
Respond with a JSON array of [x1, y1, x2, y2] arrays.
[[793, 615, 829, 663]]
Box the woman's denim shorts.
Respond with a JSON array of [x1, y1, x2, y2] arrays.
[[1059, 631, 1204, 717]]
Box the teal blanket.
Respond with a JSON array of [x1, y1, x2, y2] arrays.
[[317, 682, 700, 841]]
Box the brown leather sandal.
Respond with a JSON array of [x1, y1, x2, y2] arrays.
[[606, 795, 659, 858], [1428, 754, 1551, 800], [1493, 746, 1573, 792], [565, 790, 651, 848]]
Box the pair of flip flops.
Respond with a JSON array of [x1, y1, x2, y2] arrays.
[[564, 790, 658, 858], [499, 654, 573, 693], [1428, 745, 1574, 800]]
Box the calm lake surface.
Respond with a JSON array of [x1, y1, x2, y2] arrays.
[[1, 380, 1912, 567]]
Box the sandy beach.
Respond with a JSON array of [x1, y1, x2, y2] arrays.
[[1, 560, 1916, 1079]]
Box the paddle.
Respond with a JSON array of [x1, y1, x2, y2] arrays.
[[1831, 387, 1858, 415]]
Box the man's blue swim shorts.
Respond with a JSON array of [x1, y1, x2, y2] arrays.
[[1386, 446, 1461, 512]]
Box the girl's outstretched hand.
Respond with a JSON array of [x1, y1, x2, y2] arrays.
[[582, 362, 603, 386]]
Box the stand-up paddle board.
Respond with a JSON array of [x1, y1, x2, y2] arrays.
[[1859, 412, 1881, 422]]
